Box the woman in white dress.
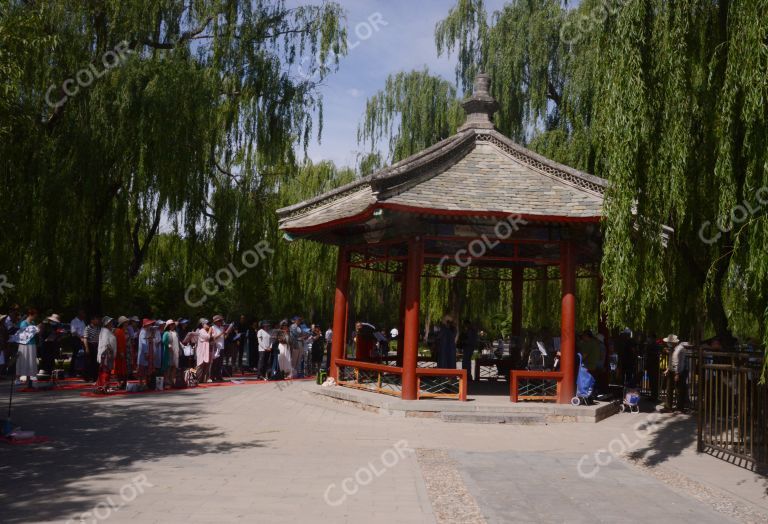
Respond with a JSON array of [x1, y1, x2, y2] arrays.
[[96, 317, 117, 393], [277, 320, 292, 377], [195, 319, 212, 383]]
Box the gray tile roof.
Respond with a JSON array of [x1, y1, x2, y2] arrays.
[[278, 129, 605, 232], [385, 142, 602, 217]]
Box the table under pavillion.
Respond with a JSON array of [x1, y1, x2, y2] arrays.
[[277, 74, 607, 403]]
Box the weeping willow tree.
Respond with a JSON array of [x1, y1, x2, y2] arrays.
[[0, 0, 346, 314], [427, 0, 768, 350]]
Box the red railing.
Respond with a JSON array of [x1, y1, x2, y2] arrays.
[[510, 371, 563, 403], [335, 359, 467, 401], [416, 368, 467, 401]]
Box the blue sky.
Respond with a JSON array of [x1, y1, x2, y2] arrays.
[[301, 0, 508, 169]]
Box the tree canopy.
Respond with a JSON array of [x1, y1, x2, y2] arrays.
[[359, 0, 768, 349]]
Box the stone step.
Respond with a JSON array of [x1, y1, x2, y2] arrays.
[[440, 411, 546, 424]]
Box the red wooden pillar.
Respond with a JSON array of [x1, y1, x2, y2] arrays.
[[511, 266, 524, 336], [559, 241, 577, 403], [396, 267, 407, 367], [330, 247, 351, 379], [402, 237, 424, 400]]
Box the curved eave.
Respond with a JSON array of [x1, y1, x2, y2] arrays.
[[280, 203, 601, 238]]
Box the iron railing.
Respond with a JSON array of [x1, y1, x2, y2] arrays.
[[696, 349, 767, 468], [336, 359, 467, 401]]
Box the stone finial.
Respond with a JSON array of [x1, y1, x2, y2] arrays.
[[458, 72, 499, 131]]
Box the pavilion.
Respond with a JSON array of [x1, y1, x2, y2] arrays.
[[277, 73, 607, 404]]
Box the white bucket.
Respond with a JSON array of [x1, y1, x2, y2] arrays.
[[155, 376, 164, 390]]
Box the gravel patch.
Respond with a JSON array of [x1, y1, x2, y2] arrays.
[[416, 448, 486, 524], [624, 456, 768, 524]]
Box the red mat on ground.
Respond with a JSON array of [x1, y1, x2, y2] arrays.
[[1, 435, 53, 446]]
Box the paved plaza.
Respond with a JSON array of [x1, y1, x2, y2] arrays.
[[1, 380, 766, 523]]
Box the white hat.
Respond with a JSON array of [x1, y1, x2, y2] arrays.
[[390, 328, 399, 338], [663, 334, 680, 344]]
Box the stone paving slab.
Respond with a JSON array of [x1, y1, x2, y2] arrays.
[[308, 383, 615, 422], [0, 380, 764, 523], [451, 450, 737, 523]]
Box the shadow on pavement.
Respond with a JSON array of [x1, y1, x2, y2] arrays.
[[0, 390, 266, 523], [626, 413, 696, 466]]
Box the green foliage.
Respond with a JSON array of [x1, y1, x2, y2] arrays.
[[0, 0, 346, 318]]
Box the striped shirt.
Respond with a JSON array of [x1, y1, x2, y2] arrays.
[[85, 324, 100, 344]]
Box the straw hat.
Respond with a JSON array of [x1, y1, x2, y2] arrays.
[[47, 314, 61, 323], [129, 316, 140, 322], [212, 314, 224, 323], [116, 316, 129, 327], [663, 334, 680, 344], [198, 317, 209, 326], [102, 316, 114, 327]]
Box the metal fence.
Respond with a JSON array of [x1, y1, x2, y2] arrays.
[[632, 346, 766, 467], [696, 350, 767, 468]]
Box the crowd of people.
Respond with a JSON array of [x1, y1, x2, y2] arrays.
[[2, 301, 761, 408], [0, 304, 333, 393]]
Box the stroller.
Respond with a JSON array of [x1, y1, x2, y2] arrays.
[[620, 386, 641, 413], [571, 353, 596, 406]]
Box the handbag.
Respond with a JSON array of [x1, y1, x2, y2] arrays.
[[182, 344, 194, 357]]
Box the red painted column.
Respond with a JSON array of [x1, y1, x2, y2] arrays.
[[330, 247, 351, 379], [560, 241, 577, 403], [396, 266, 407, 367], [511, 266, 524, 336], [402, 237, 424, 400]]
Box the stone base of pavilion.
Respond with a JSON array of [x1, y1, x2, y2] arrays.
[[304, 383, 616, 424]]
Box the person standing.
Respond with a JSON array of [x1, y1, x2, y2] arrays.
[[256, 320, 272, 379], [354, 321, 376, 362], [16, 309, 40, 386], [310, 325, 326, 376], [69, 309, 87, 376], [95, 317, 117, 393], [324, 326, 333, 371], [662, 334, 688, 412], [82, 315, 101, 382], [136, 318, 154, 389], [39, 314, 63, 374], [235, 314, 249, 373], [437, 315, 457, 369], [277, 320, 293, 377], [289, 316, 306, 377], [210, 315, 228, 381], [195, 319, 212, 383], [113, 317, 129, 389], [162, 319, 180, 389], [461, 320, 478, 380]]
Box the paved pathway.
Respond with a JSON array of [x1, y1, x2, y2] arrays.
[[0, 381, 765, 523]]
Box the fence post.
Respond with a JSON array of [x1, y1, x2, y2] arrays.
[[696, 344, 704, 453]]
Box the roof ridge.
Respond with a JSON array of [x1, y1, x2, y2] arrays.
[[478, 130, 607, 194]]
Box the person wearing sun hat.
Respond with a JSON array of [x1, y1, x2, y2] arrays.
[[195, 318, 212, 383], [95, 316, 117, 393], [112, 316, 129, 389], [662, 334, 688, 412], [162, 319, 180, 389]]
